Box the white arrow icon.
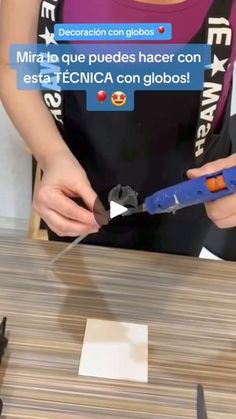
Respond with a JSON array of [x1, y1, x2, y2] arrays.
[[110, 201, 128, 219]]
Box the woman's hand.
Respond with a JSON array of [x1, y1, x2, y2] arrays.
[[187, 153, 236, 229], [33, 150, 107, 237]]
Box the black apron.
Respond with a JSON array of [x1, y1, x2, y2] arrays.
[[38, 0, 235, 256]]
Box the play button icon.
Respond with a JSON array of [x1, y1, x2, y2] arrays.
[[110, 201, 128, 219], [93, 184, 139, 227]]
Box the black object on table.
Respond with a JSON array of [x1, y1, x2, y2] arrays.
[[0, 317, 8, 416], [197, 384, 208, 419]]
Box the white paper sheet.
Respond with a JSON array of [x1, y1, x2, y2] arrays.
[[79, 319, 148, 383]]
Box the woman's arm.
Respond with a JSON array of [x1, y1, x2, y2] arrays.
[[0, 0, 103, 237], [0, 0, 69, 170]]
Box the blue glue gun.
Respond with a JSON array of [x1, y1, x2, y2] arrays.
[[122, 166, 236, 216]]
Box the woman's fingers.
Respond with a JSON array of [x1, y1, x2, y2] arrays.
[[34, 187, 101, 236], [206, 212, 236, 229], [42, 209, 99, 237], [47, 190, 99, 227], [205, 194, 236, 228], [205, 194, 236, 223], [187, 153, 236, 178], [187, 154, 236, 229], [79, 183, 109, 225]]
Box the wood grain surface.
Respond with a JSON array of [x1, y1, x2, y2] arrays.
[[0, 238, 236, 418]]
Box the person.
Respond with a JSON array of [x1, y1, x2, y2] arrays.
[[0, 0, 236, 256]]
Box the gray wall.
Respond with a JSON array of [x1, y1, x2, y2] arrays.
[[0, 104, 32, 222]]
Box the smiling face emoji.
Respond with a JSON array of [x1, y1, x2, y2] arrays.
[[111, 91, 127, 107]]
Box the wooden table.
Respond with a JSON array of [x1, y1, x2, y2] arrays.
[[0, 238, 236, 418]]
